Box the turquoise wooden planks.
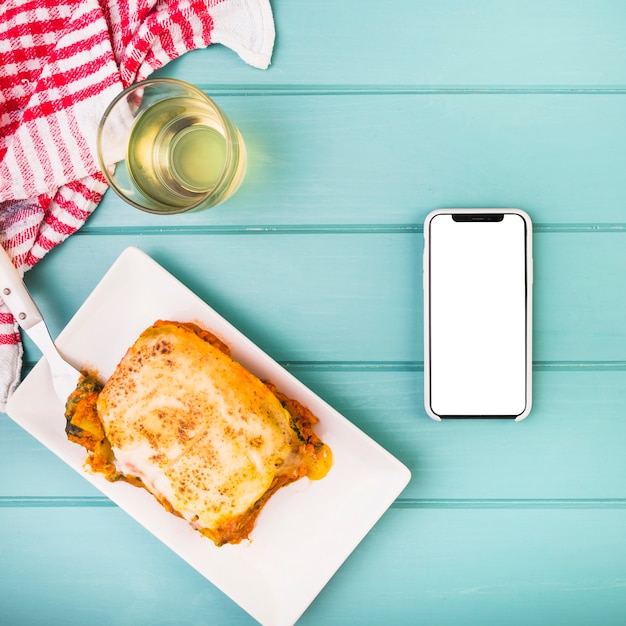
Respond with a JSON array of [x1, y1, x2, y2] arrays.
[[158, 1, 626, 87], [1, 506, 625, 625], [84, 94, 626, 227], [2, 370, 625, 500], [306, 507, 626, 625], [17, 231, 626, 364], [0, 508, 255, 625]]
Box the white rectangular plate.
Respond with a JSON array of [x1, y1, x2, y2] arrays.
[[6, 246, 411, 626]]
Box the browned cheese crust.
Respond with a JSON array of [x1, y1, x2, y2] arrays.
[[65, 320, 332, 546]]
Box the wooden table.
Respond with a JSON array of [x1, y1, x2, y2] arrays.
[[2, 1, 626, 623]]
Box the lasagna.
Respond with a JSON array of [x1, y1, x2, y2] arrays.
[[65, 320, 332, 546]]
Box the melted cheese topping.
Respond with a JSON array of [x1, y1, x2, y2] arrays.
[[96, 321, 306, 544]]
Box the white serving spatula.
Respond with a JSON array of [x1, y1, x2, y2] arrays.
[[0, 245, 81, 404]]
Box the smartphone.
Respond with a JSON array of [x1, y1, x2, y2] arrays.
[[423, 208, 533, 421]]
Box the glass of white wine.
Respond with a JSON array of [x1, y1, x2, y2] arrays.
[[97, 78, 246, 214]]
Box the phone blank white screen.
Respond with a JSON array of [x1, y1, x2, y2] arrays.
[[428, 214, 528, 416]]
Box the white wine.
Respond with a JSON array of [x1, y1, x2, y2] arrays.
[[98, 78, 247, 213], [126, 97, 246, 210]]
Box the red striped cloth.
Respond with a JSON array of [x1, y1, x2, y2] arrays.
[[0, 0, 274, 408]]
